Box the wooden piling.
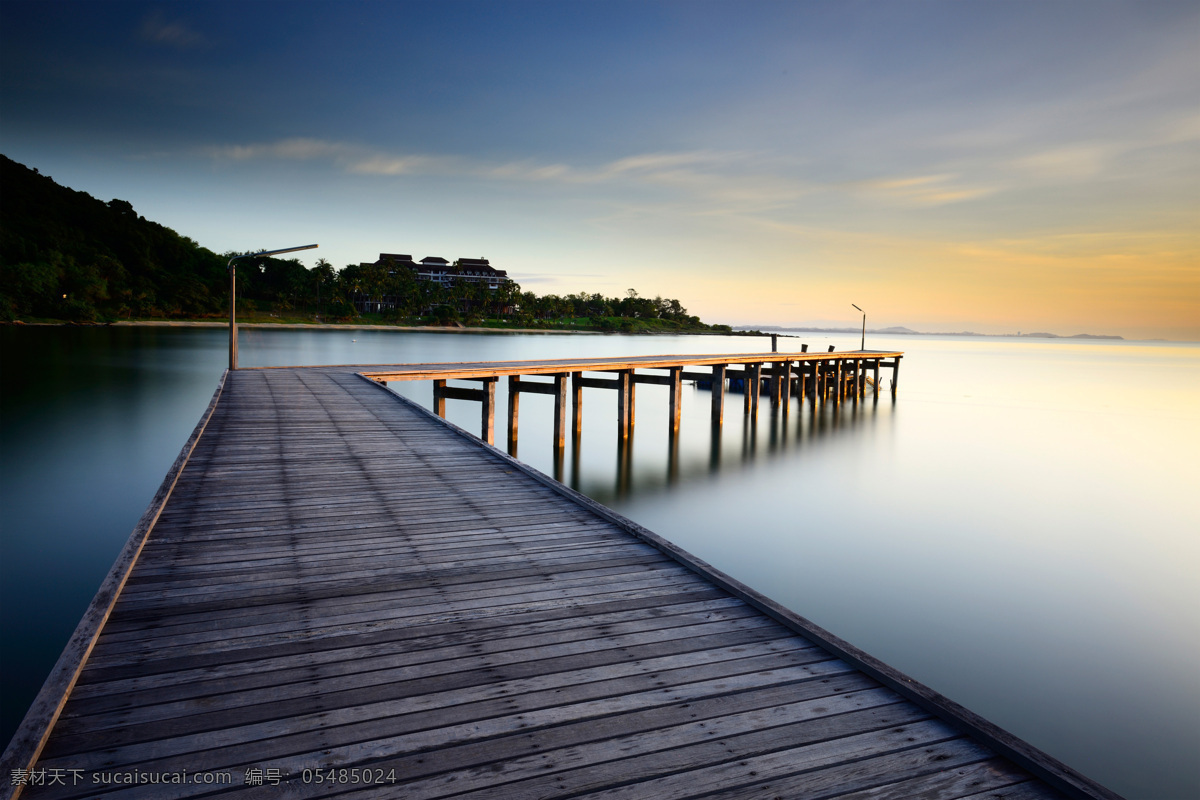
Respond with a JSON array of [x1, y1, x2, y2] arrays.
[[617, 369, 633, 439], [711, 364, 726, 425], [481, 377, 496, 444], [553, 372, 567, 450], [780, 360, 792, 412], [745, 362, 761, 419], [571, 371, 583, 437], [629, 371, 637, 428], [433, 379, 446, 417], [507, 375, 519, 455], [668, 366, 682, 435]]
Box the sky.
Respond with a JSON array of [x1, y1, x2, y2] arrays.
[[1, 0, 1197, 339]]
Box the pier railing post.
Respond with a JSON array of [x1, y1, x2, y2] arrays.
[[711, 364, 726, 426]]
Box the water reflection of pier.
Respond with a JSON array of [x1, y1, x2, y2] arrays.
[[597, 379, 886, 502]]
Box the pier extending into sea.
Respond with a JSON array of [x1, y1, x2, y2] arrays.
[[2, 352, 1124, 800], [361, 348, 903, 451]]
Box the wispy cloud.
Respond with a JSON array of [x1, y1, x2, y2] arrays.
[[140, 11, 207, 49], [200, 138, 792, 202], [1010, 145, 1113, 180], [201, 137, 1029, 216], [854, 173, 995, 205]]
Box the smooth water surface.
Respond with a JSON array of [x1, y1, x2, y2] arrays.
[[1, 326, 1197, 798]]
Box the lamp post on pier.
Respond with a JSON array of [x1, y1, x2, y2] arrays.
[[851, 304, 865, 351], [228, 244, 318, 369]]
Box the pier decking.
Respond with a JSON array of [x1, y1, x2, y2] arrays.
[[3, 360, 1121, 800]]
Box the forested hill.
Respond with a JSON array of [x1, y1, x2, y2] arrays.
[[0, 154, 231, 321], [1, 155, 728, 332]]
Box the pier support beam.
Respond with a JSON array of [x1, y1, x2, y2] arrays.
[[505, 373, 570, 453], [433, 378, 497, 441], [711, 364, 726, 425]]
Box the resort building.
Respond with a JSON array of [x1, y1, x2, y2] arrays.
[[350, 253, 513, 314], [375, 253, 511, 290]]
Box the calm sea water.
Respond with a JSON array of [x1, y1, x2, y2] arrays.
[[1, 326, 1197, 798]]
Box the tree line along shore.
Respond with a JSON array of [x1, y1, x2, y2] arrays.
[[0, 155, 733, 334]]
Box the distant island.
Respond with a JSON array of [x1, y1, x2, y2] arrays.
[[0, 155, 732, 334], [737, 324, 1124, 341]]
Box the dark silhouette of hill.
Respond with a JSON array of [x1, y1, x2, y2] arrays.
[[1, 154, 231, 321]]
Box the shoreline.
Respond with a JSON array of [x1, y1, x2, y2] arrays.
[[3, 320, 759, 336]]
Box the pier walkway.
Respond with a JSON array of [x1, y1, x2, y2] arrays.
[[3, 363, 1120, 800]]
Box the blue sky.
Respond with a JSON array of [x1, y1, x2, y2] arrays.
[[2, 1, 1197, 337]]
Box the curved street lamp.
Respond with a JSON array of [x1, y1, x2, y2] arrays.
[[851, 303, 865, 351], [229, 244, 318, 369]]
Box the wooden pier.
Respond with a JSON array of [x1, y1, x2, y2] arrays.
[[361, 349, 904, 452], [2, 359, 1122, 800]]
